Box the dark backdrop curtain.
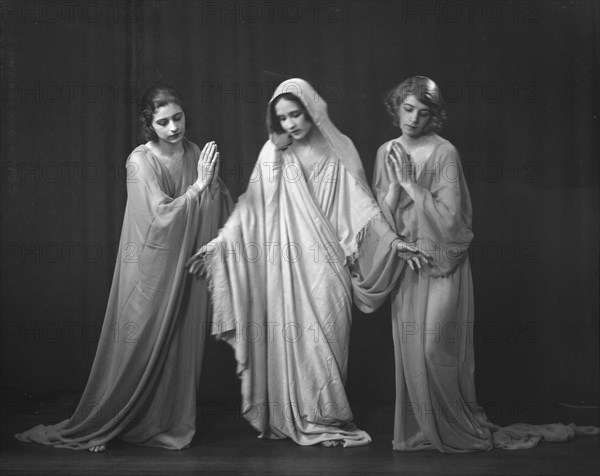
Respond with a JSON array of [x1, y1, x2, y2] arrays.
[[1, 1, 598, 411]]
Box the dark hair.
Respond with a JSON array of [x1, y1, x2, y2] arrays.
[[384, 76, 446, 133], [138, 84, 191, 143], [268, 93, 312, 134]]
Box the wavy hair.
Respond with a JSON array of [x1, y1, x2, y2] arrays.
[[384, 76, 446, 133], [138, 84, 191, 143]]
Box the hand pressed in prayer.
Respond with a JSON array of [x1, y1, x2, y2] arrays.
[[187, 244, 212, 278], [386, 141, 416, 187], [196, 141, 220, 192], [396, 240, 433, 271]]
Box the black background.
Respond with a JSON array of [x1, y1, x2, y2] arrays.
[[1, 0, 598, 417]]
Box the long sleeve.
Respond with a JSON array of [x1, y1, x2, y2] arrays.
[[124, 149, 202, 263], [373, 140, 473, 277], [351, 215, 405, 313], [14, 142, 233, 450]]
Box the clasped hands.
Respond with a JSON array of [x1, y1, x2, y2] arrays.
[[195, 141, 220, 193], [384, 141, 418, 210], [386, 141, 416, 186]]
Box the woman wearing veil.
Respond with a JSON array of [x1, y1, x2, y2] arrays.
[[373, 75, 598, 452], [188, 78, 430, 447]]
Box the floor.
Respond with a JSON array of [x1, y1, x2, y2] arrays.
[[1, 395, 598, 476]]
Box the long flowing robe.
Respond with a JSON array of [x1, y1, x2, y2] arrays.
[[373, 135, 599, 452], [205, 79, 404, 447], [15, 138, 232, 450]]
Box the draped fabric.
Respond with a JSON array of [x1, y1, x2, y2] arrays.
[[373, 136, 599, 452], [2, 1, 597, 415], [265, 79, 374, 196], [15, 139, 233, 450], [205, 79, 404, 447]]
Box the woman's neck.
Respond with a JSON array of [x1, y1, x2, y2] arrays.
[[149, 139, 185, 159], [399, 132, 435, 152], [289, 128, 329, 179]]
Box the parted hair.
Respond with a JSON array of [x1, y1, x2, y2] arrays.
[[268, 93, 313, 135], [138, 84, 191, 143]]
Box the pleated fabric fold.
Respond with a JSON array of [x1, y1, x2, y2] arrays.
[[16, 139, 233, 450]]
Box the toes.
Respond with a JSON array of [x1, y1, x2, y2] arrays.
[[88, 444, 106, 453]]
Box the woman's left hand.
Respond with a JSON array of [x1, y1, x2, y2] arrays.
[[396, 240, 433, 271]]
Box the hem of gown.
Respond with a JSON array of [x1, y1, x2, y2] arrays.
[[259, 427, 372, 448], [15, 422, 195, 451], [392, 422, 600, 452]]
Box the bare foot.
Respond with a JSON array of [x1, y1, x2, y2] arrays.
[[321, 440, 342, 447], [88, 444, 106, 453]]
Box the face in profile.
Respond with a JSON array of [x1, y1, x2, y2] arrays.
[[151, 103, 186, 145], [398, 95, 432, 138], [274, 98, 313, 142]]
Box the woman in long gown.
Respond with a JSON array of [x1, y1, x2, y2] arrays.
[[187, 78, 430, 447], [15, 84, 232, 451], [373, 75, 598, 452]]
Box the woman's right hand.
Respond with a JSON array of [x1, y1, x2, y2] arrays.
[[385, 141, 417, 204], [195, 141, 220, 192], [187, 244, 216, 278], [387, 141, 415, 186], [270, 131, 292, 151], [384, 142, 407, 210]]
